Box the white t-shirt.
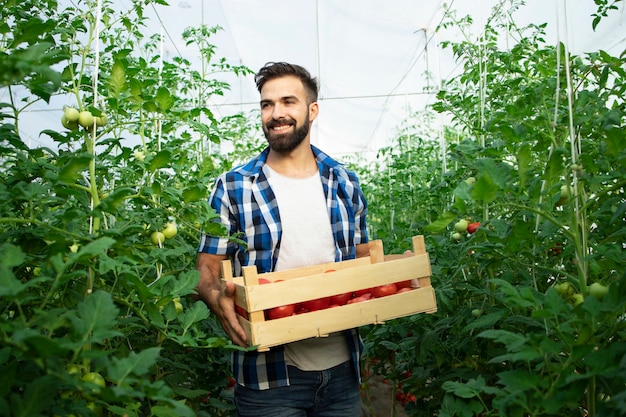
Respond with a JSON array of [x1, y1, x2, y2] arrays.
[[265, 165, 350, 371]]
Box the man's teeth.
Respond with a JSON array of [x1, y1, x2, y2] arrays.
[[273, 125, 290, 131]]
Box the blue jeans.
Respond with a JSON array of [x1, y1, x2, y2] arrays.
[[234, 360, 361, 417]]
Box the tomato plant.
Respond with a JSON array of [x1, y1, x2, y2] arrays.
[[353, 3, 626, 416], [0, 1, 256, 416]]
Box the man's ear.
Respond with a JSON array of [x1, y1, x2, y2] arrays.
[[309, 101, 319, 122]]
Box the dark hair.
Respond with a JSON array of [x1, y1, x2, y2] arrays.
[[255, 62, 319, 103]]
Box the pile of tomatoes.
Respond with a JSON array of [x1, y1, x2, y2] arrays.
[[257, 271, 416, 320]]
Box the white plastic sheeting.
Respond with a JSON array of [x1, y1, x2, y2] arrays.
[[11, 0, 626, 155]]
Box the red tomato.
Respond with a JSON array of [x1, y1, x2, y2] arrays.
[[396, 280, 413, 290], [347, 294, 372, 304], [467, 221, 481, 234], [396, 287, 413, 294], [329, 292, 352, 306], [302, 297, 330, 312], [266, 304, 295, 320], [258, 277, 272, 284], [372, 283, 397, 298], [324, 269, 336, 273], [235, 305, 249, 320], [354, 288, 373, 298]]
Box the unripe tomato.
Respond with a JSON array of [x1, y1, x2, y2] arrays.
[[588, 282, 608, 300], [151, 231, 165, 245], [571, 293, 584, 306], [162, 222, 178, 239], [454, 219, 469, 233], [78, 111, 95, 128], [82, 372, 105, 388], [95, 114, 107, 127], [64, 106, 80, 122], [61, 114, 79, 131], [451, 232, 462, 241]]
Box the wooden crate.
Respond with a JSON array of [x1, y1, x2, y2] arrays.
[[222, 235, 437, 351]]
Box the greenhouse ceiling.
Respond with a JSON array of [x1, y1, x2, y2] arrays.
[[15, 0, 626, 158]]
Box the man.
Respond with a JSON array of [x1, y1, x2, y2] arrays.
[[196, 62, 369, 416]]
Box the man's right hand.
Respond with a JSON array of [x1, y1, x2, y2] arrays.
[[196, 252, 248, 347], [212, 280, 248, 347]]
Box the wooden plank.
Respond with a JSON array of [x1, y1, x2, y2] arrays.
[[368, 239, 385, 263]]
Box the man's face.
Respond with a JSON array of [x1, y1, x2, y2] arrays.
[[260, 75, 318, 153]]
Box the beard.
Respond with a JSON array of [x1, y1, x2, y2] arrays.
[[263, 113, 310, 153]]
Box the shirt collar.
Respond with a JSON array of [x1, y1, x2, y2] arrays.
[[237, 145, 342, 180]]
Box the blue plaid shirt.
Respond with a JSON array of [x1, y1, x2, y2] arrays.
[[198, 145, 369, 390]]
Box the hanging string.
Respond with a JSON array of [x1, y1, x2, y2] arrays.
[[561, 0, 588, 285], [89, 0, 103, 237]]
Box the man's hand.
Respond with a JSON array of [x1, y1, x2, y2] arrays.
[[212, 280, 248, 347], [196, 253, 248, 347]]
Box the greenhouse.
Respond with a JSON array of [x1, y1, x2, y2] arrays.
[[1, 0, 625, 416]]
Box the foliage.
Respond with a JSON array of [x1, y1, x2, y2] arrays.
[[0, 0, 256, 416], [356, 1, 626, 416]]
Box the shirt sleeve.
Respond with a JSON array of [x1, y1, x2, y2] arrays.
[[198, 175, 237, 255], [349, 171, 369, 245]]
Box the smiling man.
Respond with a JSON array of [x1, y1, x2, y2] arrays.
[[196, 62, 370, 416]]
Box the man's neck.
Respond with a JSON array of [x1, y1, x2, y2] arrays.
[[266, 140, 318, 178]]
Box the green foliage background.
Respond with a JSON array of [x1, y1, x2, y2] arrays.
[[1, 0, 624, 416]]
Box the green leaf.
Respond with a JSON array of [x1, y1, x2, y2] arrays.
[[156, 86, 174, 112], [0, 244, 25, 267], [183, 183, 208, 203], [179, 301, 210, 331], [67, 291, 122, 345], [109, 60, 126, 98], [108, 347, 161, 385], [497, 369, 542, 392], [477, 329, 528, 351], [471, 171, 499, 203], [57, 153, 93, 183], [425, 211, 458, 232], [12, 375, 57, 417], [149, 149, 172, 172], [71, 237, 116, 260]]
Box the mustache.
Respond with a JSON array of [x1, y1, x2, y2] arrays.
[[266, 118, 295, 129]]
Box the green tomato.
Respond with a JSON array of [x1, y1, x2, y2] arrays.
[[554, 282, 574, 297], [451, 232, 462, 241], [64, 106, 80, 122], [151, 231, 165, 245], [588, 282, 608, 300], [162, 222, 177, 239], [471, 308, 482, 317], [82, 372, 105, 388], [465, 177, 476, 186], [61, 114, 79, 131], [95, 114, 107, 127], [78, 111, 95, 128], [454, 219, 468, 233], [570, 293, 584, 307]]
